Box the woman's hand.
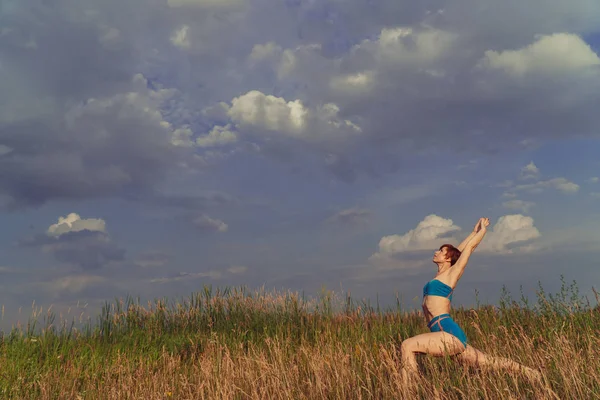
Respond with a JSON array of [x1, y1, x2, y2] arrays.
[[480, 217, 490, 231], [459, 218, 490, 252], [474, 217, 490, 232]]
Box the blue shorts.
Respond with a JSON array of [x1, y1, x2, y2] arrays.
[[427, 314, 468, 348]]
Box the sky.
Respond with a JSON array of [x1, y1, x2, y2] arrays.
[[1, 0, 600, 331]]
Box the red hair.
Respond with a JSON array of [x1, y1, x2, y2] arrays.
[[440, 244, 461, 266]]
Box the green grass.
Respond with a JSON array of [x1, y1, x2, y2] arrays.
[[0, 277, 597, 399]]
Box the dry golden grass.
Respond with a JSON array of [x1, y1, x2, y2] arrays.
[[0, 282, 598, 399]]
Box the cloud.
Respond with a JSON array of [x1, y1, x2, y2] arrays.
[[510, 178, 580, 194], [193, 214, 228, 233], [227, 265, 248, 274], [330, 71, 376, 94], [370, 213, 542, 264], [519, 161, 540, 181], [47, 213, 106, 237], [479, 33, 600, 77], [1, 0, 599, 232], [134, 252, 171, 268], [26, 230, 126, 270], [247, 42, 283, 66], [0, 145, 13, 156], [223, 90, 361, 143], [502, 199, 536, 213], [239, 15, 600, 179], [325, 208, 372, 227], [479, 214, 541, 254], [372, 214, 461, 257], [171, 25, 191, 49], [196, 125, 238, 148], [352, 26, 458, 69], [499, 163, 579, 209], [2, 0, 600, 203], [19, 213, 125, 270], [589, 177, 599, 183], [0, 73, 187, 209]]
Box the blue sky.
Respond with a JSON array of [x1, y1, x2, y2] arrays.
[[1, 0, 600, 330]]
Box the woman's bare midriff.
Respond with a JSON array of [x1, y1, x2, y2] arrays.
[[422, 296, 451, 323], [422, 275, 455, 323]]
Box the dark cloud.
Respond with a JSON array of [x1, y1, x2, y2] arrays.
[[0, 1, 191, 209], [19, 230, 125, 270], [2, 0, 600, 208], [0, 82, 186, 209]]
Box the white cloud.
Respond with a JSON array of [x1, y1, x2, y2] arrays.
[[248, 42, 283, 65], [373, 214, 460, 256], [330, 71, 376, 94], [321, 26, 457, 100], [500, 164, 578, 205], [275, 44, 324, 80], [479, 214, 541, 254], [171, 25, 191, 49], [370, 213, 542, 261], [47, 213, 106, 237], [222, 90, 361, 142], [510, 177, 580, 194], [479, 33, 600, 77], [589, 177, 599, 183], [228, 90, 308, 133], [171, 127, 195, 148], [519, 161, 540, 180], [202, 102, 231, 123], [502, 199, 536, 213], [354, 26, 457, 68], [196, 124, 238, 148], [194, 214, 228, 233]]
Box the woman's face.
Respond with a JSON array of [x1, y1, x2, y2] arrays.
[[433, 247, 448, 263]]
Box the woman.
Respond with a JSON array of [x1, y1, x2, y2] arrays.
[[400, 217, 541, 382]]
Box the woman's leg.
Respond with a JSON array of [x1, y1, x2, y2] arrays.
[[454, 344, 542, 381], [400, 331, 466, 373]]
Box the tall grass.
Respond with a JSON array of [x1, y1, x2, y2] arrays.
[[0, 278, 598, 399]]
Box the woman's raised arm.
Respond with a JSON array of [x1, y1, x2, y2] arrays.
[[450, 218, 490, 282]]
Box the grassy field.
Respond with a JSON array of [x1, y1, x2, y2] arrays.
[[0, 278, 598, 399]]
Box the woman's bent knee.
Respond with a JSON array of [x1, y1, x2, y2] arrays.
[[400, 339, 413, 353]]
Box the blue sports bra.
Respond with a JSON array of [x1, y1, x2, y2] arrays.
[[423, 279, 454, 301]]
